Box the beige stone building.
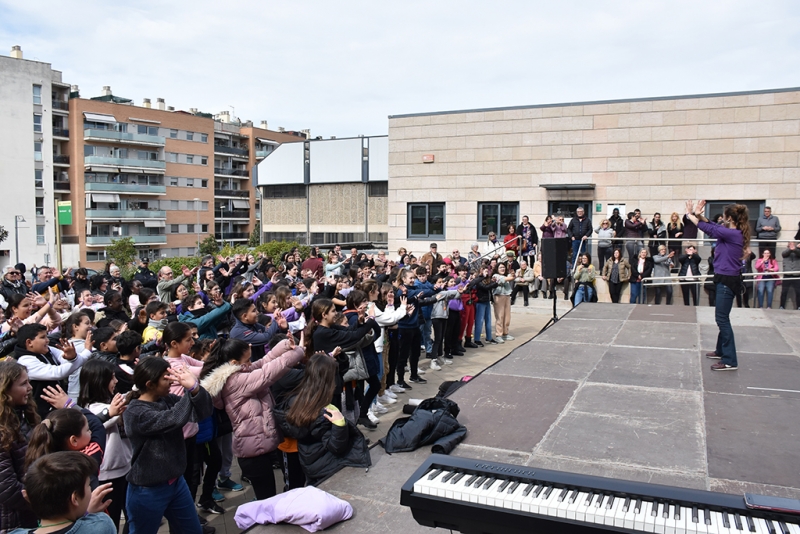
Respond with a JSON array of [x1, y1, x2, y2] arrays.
[[387, 87, 800, 256]]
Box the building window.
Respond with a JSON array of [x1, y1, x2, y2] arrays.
[[186, 155, 194, 164], [478, 202, 519, 240], [201, 224, 208, 232], [170, 200, 179, 210], [186, 178, 194, 187], [201, 179, 208, 188], [33, 85, 41, 105], [34, 170, 43, 188], [170, 224, 179, 233], [408, 203, 445, 239], [703, 200, 764, 236], [201, 134, 208, 143], [368, 182, 388, 197], [33, 114, 42, 133], [34, 142, 42, 162], [187, 224, 194, 233], [86, 251, 107, 262], [186, 132, 194, 141], [169, 177, 178, 186], [35, 197, 44, 216], [170, 129, 178, 139], [167, 152, 177, 163], [138, 125, 158, 135], [200, 157, 207, 165], [261, 184, 306, 198], [36, 226, 45, 245]]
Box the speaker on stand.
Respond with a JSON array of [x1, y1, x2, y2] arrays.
[[539, 238, 570, 333]]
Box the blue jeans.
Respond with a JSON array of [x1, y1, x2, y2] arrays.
[[571, 239, 590, 260], [127, 477, 201, 534], [629, 282, 645, 303], [715, 282, 737, 367], [574, 285, 594, 305], [419, 316, 433, 353], [474, 302, 493, 342], [756, 279, 776, 308]]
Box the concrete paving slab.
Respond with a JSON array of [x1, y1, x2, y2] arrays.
[[775, 326, 800, 354], [613, 320, 699, 350], [536, 318, 624, 345], [696, 306, 771, 327], [565, 302, 634, 320], [699, 325, 794, 354], [588, 346, 701, 391], [448, 373, 577, 452], [485, 340, 607, 381], [628, 304, 698, 323], [539, 384, 706, 472], [761, 308, 800, 327], [709, 478, 800, 500], [700, 352, 800, 399], [451, 443, 532, 466], [705, 392, 800, 489]]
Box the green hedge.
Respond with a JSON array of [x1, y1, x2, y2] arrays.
[[147, 241, 309, 277]]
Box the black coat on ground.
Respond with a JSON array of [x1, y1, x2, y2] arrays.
[[379, 397, 467, 455]]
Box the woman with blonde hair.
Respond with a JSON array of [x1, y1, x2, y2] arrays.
[[594, 219, 616, 265], [667, 212, 684, 258]]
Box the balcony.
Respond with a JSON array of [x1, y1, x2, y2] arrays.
[[84, 155, 166, 171], [85, 182, 166, 195], [52, 100, 69, 112], [215, 232, 249, 240], [54, 155, 70, 166], [53, 180, 70, 192], [85, 209, 166, 220], [84, 129, 165, 147], [213, 167, 249, 177], [53, 128, 69, 139], [213, 145, 249, 157], [219, 209, 250, 219], [86, 235, 167, 246], [214, 189, 249, 198], [255, 150, 271, 158]]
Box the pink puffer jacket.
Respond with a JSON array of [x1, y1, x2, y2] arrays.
[[200, 339, 304, 459]]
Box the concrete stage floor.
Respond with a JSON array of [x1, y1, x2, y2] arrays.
[[250, 304, 800, 533]]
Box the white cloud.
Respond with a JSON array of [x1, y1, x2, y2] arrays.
[[2, 0, 799, 137]]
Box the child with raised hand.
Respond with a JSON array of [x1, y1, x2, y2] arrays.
[[0, 361, 40, 533], [10, 451, 115, 534], [123, 357, 212, 534]]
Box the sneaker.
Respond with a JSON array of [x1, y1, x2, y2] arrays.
[[377, 394, 397, 404], [409, 376, 427, 384], [367, 410, 381, 424], [395, 381, 413, 390], [212, 489, 225, 502], [430, 359, 442, 371], [705, 352, 721, 360], [202, 525, 216, 534], [371, 402, 388, 414], [474, 340, 484, 347], [487, 338, 499, 345], [389, 384, 406, 394], [240, 476, 251, 485], [417, 367, 427, 375], [358, 416, 378, 429], [464, 340, 479, 348], [383, 389, 398, 399], [504, 334, 515, 341], [217, 477, 244, 492], [443, 358, 454, 365], [198, 501, 225, 514], [711, 362, 738, 371]]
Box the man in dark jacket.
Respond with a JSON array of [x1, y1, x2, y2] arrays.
[[133, 258, 157, 290], [516, 215, 539, 263], [608, 208, 625, 250], [567, 207, 593, 260], [230, 299, 287, 361]]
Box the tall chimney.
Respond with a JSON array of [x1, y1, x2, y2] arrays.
[[10, 46, 22, 59], [156, 98, 165, 110], [102, 86, 112, 96], [142, 98, 151, 109], [260, 120, 268, 129], [219, 111, 230, 123]]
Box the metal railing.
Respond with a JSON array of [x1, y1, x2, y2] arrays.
[[214, 189, 250, 198], [51, 100, 69, 111], [53, 128, 69, 137], [213, 167, 249, 177], [213, 145, 249, 157], [53, 155, 70, 164]]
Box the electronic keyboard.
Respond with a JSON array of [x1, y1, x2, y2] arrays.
[[400, 454, 800, 534]]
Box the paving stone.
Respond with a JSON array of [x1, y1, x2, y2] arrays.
[[448, 373, 577, 452], [451, 443, 532, 466], [536, 318, 624, 345], [700, 352, 800, 399], [485, 340, 607, 381], [775, 326, 800, 354], [588, 346, 701, 390], [709, 478, 800, 500], [613, 320, 699, 350], [696, 306, 772, 327], [699, 325, 794, 354], [705, 392, 800, 489], [565, 302, 634, 320], [628, 304, 698, 323]]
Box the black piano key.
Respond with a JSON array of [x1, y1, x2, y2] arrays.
[[498, 480, 510, 492], [482, 478, 496, 490], [522, 483, 536, 497], [507, 481, 520, 494], [692, 506, 699, 523], [778, 521, 790, 534], [442, 471, 456, 483], [674, 506, 680, 520], [473, 476, 487, 488], [464, 475, 478, 487], [427, 469, 443, 480], [558, 488, 568, 502], [533, 485, 545, 498], [704, 508, 712, 526], [634, 499, 642, 514], [569, 490, 579, 504], [722, 512, 731, 528], [622, 497, 631, 512], [663, 503, 670, 519], [543, 486, 554, 499], [651, 502, 659, 516], [596, 494, 606, 508], [765, 519, 777, 534], [745, 515, 756, 532], [607, 495, 615, 509], [733, 513, 743, 531], [586, 493, 595, 506], [451, 473, 465, 484]]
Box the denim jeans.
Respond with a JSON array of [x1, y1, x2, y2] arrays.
[[715, 282, 737, 367], [574, 285, 594, 305], [473, 302, 493, 342], [571, 238, 590, 261], [629, 282, 645, 303], [127, 477, 201, 534], [757, 279, 776, 308], [419, 317, 433, 353]]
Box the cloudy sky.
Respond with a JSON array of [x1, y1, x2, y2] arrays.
[[2, 1, 799, 138]]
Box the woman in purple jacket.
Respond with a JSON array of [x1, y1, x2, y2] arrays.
[[684, 200, 750, 371]]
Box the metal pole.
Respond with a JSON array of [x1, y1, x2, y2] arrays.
[[194, 198, 200, 255], [221, 205, 225, 248], [14, 216, 20, 264]]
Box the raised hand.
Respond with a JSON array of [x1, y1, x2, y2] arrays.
[[322, 405, 344, 424], [695, 199, 706, 216], [275, 313, 288, 331], [40, 384, 69, 409], [108, 393, 127, 417], [84, 330, 94, 352], [87, 482, 114, 514], [56, 339, 77, 361], [166, 366, 197, 391]]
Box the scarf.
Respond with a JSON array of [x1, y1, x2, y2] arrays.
[[148, 318, 168, 330]]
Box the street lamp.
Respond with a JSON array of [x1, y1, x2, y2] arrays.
[[14, 215, 25, 264], [193, 198, 200, 255]]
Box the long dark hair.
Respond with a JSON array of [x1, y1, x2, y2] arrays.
[[25, 408, 86, 468], [78, 359, 116, 407], [723, 204, 751, 258], [162, 321, 193, 352], [200, 338, 250, 379], [130, 357, 170, 400], [285, 353, 338, 428], [0, 361, 40, 451]]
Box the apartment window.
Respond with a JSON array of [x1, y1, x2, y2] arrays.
[[86, 251, 107, 262], [170, 129, 178, 139], [186, 155, 194, 164], [170, 224, 179, 233], [167, 152, 177, 163], [368, 182, 388, 197], [262, 184, 306, 198], [36, 226, 45, 245], [201, 201, 208, 210], [33, 85, 41, 105], [170, 200, 179, 210], [84, 145, 95, 157], [137, 125, 158, 136], [35, 197, 44, 216], [201, 179, 208, 188], [167, 177, 177, 186], [33, 114, 42, 133], [186, 178, 194, 187], [186, 132, 194, 141], [200, 157, 207, 165], [34, 170, 43, 188], [187, 224, 194, 233], [201, 224, 208, 233], [408, 203, 445, 239], [34, 142, 42, 162], [201, 134, 208, 143], [478, 202, 519, 240], [186, 201, 195, 210]]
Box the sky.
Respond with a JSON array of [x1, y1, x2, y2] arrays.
[[1, 1, 799, 138]]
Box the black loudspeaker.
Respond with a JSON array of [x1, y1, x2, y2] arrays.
[[541, 238, 568, 279]]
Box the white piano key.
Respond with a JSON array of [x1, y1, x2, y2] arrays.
[[715, 511, 731, 534], [665, 504, 679, 534], [634, 500, 648, 532], [554, 490, 573, 518], [479, 478, 499, 506], [707, 510, 721, 534], [785, 523, 800, 534], [624, 499, 639, 530], [540, 487, 562, 517], [676, 506, 689, 534], [655, 503, 668, 534], [645, 501, 659, 533], [567, 491, 589, 521], [427, 470, 451, 497], [518, 485, 540, 514], [506, 483, 528, 511], [605, 496, 624, 527]]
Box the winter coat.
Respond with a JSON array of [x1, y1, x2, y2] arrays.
[[602, 258, 631, 283], [343, 311, 379, 377], [0, 410, 36, 534], [87, 402, 133, 482], [469, 276, 498, 303], [275, 398, 371, 486], [0, 279, 27, 305], [200, 339, 304, 459], [230, 317, 282, 362], [178, 301, 231, 340], [631, 257, 654, 283], [567, 216, 593, 241], [652, 253, 675, 280], [379, 397, 467, 454]]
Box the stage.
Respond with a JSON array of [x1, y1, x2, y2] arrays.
[[252, 304, 800, 533]]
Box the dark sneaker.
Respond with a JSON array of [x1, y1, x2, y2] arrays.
[[216, 477, 244, 492], [464, 340, 478, 348], [357, 416, 378, 430], [409, 376, 427, 384], [705, 352, 721, 360], [202, 525, 216, 534], [711, 362, 738, 371], [395, 381, 412, 390], [488, 338, 499, 345], [474, 340, 484, 347], [198, 501, 225, 514]]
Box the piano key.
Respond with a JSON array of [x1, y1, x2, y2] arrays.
[[635, 499, 643, 514], [693, 507, 700, 524], [745, 515, 756, 533], [497, 480, 510, 492], [534, 484, 546, 498], [723, 513, 731, 529], [664, 503, 672, 519], [705, 508, 712, 526], [711, 511, 727, 534], [441, 471, 457, 483], [624, 498, 639, 530], [507, 481, 519, 494], [569, 489, 579, 504], [764, 519, 777, 534], [623, 497, 631, 512], [543, 486, 555, 499], [733, 514, 743, 531], [596, 494, 606, 508], [665, 505, 679, 534], [450, 473, 465, 484], [655, 503, 669, 534], [473, 476, 487, 488], [634, 500, 648, 532], [778, 522, 790, 534], [584, 494, 602, 524], [785, 523, 800, 534], [522, 483, 536, 497], [558, 488, 569, 502], [540, 486, 562, 516], [606, 496, 625, 526], [567, 491, 589, 521], [464, 474, 477, 487], [555, 491, 573, 518], [676, 506, 689, 534], [644, 501, 658, 533], [607, 495, 616, 509], [585, 492, 595, 506], [427, 468, 442, 480]]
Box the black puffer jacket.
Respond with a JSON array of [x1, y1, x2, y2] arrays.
[[275, 398, 371, 486], [0, 409, 36, 533], [379, 397, 467, 454], [0, 279, 27, 304]]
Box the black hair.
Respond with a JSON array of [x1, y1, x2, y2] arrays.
[[301, 277, 316, 290], [25, 408, 87, 469], [131, 356, 170, 399], [82, 308, 96, 324], [5, 293, 27, 315], [63, 312, 90, 339], [232, 298, 255, 320], [23, 451, 97, 520], [199, 338, 251, 379], [139, 288, 154, 303], [162, 321, 192, 349], [103, 290, 121, 306], [15, 323, 47, 350], [115, 330, 142, 356], [181, 294, 202, 312], [77, 359, 116, 407], [93, 327, 116, 348], [145, 300, 167, 318]]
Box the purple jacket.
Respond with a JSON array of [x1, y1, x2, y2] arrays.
[[698, 221, 743, 276]]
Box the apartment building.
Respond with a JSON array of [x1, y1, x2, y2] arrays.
[[0, 46, 72, 270]]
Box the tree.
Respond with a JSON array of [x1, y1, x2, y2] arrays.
[[106, 237, 137, 279], [248, 221, 261, 248], [0, 225, 7, 244], [198, 234, 219, 256]]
